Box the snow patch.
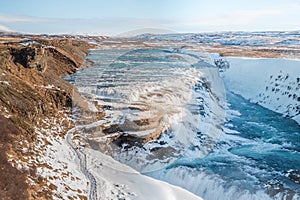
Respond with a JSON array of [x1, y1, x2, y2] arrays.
[[0, 80, 10, 85]]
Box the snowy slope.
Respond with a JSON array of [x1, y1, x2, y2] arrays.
[[221, 57, 300, 124], [85, 148, 203, 200]]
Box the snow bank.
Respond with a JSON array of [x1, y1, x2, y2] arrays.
[[222, 57, 300, 124], [85, 148, 203, 200]]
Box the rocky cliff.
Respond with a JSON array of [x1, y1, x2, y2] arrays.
[[0, 34, 98, 199]]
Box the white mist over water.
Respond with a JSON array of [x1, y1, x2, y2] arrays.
[[67, 48, 226, 173]]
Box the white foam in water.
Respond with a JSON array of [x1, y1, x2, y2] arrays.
[[72, 49, 226, 174], [223, 127, 240, 134], [149, 167, 273, 200], [226, 109, 242, 117]]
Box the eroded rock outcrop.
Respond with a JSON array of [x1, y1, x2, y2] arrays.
[[0, 35, 98, 199]]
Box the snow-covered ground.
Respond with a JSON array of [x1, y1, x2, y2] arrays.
[[64, 115, 204, 200], [85, 148, 202, 200], [221, 57, 300, 125], [6, 111, 89, 200], [133, 31, 300, 45]]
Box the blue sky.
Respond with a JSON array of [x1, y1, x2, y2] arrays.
[[0, 0, 300, 35]]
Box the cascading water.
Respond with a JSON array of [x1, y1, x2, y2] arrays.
[[66, 48, 225, 172], [148, 91, 300, 200], [65, 48, 300, 200]]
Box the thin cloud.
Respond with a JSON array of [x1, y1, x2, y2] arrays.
[[1, 5, 299, 35], [0, 14, 173, 35], [181, 8, 283, 27], [0, 14, 40, 22], [0, 24, 12, 32]]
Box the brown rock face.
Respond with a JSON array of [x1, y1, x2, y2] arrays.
[[0, 35, 96, 199], [10, 47, 37, 69], [0, 115, 29, 200]]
